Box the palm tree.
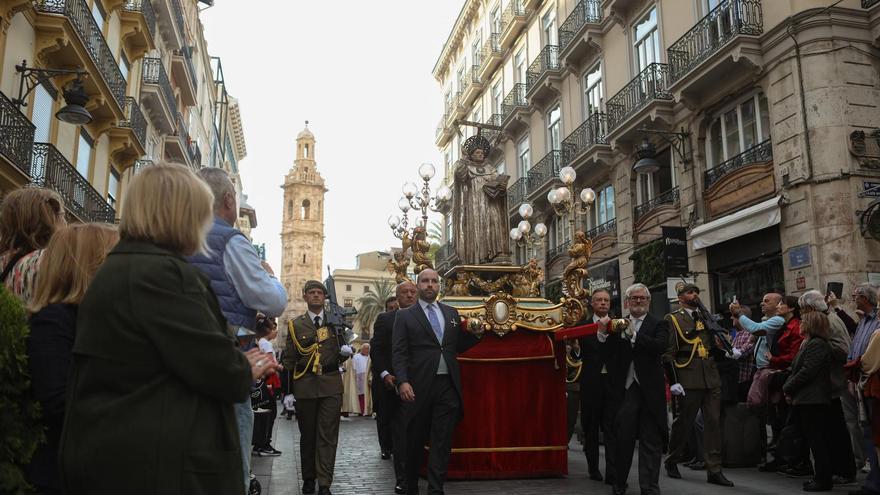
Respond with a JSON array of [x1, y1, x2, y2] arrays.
[[354, 278, 396, 341]]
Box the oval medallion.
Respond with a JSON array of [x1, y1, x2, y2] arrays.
[[493, 300, 510, 323]]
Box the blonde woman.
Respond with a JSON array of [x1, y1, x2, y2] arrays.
[[0, 187, 66, 306], [60, 163, 280, 495], [25, 223, 118, 494]]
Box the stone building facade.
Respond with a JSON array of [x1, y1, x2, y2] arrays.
[[433, 0, 880, 316], [280, 123, 327, 323]]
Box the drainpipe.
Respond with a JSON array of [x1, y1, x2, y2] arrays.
[[785, 18, 814, 185]]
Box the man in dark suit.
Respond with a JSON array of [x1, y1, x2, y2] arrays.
[[578, 288, 616, 483], [392, 269, 483, 495], [598, 283, 670, 495], [371, 281, 418, 494]]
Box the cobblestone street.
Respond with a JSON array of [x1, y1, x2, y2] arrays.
[[253, 412, 863, 495]]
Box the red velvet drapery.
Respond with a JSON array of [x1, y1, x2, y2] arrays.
[[444, 329, 568, 479]]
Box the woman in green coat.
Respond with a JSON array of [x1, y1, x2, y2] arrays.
[[60, 163, 279, 495]]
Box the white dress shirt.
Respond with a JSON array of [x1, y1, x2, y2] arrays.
[[419, 299, 449, 375], [625, 314, 645, 389], [307, 310, 326, 328]]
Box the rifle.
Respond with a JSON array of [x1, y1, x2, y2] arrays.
[[324, 267, 358, 345], [680, 277, 734, 354]]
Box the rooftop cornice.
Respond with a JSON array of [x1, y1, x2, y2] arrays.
[[433, 0, 482, 81]]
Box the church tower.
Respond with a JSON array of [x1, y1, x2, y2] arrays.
[[280, 122, 327, 324]]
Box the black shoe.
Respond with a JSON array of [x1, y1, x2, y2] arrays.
[[612, 486, 626, 495], [666, 462, 682, 479], [302, 479, 316, 494], [266, 445, 282, 455], [381, 451, 392, 460], [784, 465, 814, 478], [394, 484, 407, 494], [833, 475, 856, 485], [803, 480, 832, 492], [318, 488, 332, 495], [589, 470, 604, 481], [759, 460, 781, 472], [707, 472, 734, 487], [254, 446, 280, 457], [688, 460, 707, 471]]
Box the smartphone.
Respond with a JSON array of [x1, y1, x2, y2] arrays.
[[827, 282, 843, 300], [732, 295, 738, 304]]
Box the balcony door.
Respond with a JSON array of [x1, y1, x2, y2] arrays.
[[514, 48, 527, 85], [633, 7, 661, 73], [542, 9, 559, 66], [517, 136, 530, 179], [583, 63, 603, 118], [547, 105, 562, 151]]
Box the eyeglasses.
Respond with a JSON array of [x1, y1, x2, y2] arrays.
[[628, 296, 649, 302]]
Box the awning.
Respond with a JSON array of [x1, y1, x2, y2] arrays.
[[690, 196, 781, 250]]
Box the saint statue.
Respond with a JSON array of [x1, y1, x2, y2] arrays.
[[452, 134, 511, 265]]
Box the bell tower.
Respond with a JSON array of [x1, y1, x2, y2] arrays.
[[280, 121, 327, 325]]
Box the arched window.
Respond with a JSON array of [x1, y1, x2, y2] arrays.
[[287, 200, 293, 219], [304, 144, 309, 158], [301, 199, 310, 220]]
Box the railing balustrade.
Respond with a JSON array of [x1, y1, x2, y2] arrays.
[[559, 0, 602, 50], [561, 112, 608, 165], [31, 142, 115, 223], [119, 96, 147, 149], [526, 150, 562, 192], [123, 0, 156, 39], [142, 57, 177, 115], [0, 91, 35, 176], [501, 83, 528, 122], [606, 63, 671, 131], [633, 187, 680, 221], [526, 45, 561, 90], [704, 139, 772, 188]]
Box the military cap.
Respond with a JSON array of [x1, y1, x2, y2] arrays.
[[302, 280, 328, 295], [676, 281, 700, 295]]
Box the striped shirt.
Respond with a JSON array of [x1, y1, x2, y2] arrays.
[[850, 310, 880, 361]]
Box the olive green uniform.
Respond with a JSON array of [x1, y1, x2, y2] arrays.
[[282, 313, 348, 489], [663, 308, 724, 474]]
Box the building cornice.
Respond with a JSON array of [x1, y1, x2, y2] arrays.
[[433, 0, 482, 81]]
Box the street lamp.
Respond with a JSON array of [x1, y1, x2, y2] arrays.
[[398, 162, 451, 229], [510, 202, 547, 260], [632, 125, 692, 174], [547, 166, 596, 236], [12, 60, 93, 125]]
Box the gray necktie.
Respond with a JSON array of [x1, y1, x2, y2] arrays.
[[427, 304, 443, 342]]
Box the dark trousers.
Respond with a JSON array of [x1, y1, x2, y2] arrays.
[[862, 398, 880, 493], [405, 375, 460, 495], [797, 404, 833, 485], [296, 395, 343, 488], [580, 376, 617, 479], [614, 383, 663, 495], [829, 397, 856, 478], [666, 387, 723, 474], [374, 377, 406, 485], [566, 388, 580, 442]]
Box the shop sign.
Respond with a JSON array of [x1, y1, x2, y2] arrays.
[[788, 244, 811, 270], [796, 275, 807, 291], [662, 226, 689, 277], [667, 277, 695, 300]]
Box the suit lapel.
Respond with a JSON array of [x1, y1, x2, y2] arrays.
[[412, 303, 440, 343], [439, 304, 454, 345]]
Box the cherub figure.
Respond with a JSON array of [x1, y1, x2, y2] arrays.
[[562, 231, 592, 301]]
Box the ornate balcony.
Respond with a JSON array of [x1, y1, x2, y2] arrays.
[[547, 239, 572, 260], [133, 158, 154, 175], [435, 114, 453, 147], [500, 83, 529, 133], [561, 112, 610, 172], [109, 96, 147, 170], [461, 65, 483, 107], [705, 139, 772, 188], [667, 0, 764, 98], [634, 187, 680, 222], [606, 63, 673, 141], [703, 139, 775, 218], [444, 92, 462, 128], [586, 218, 617, 239], [141, 57, 176, 133], [120, 0, 156, 60], [526, 45, 562, 103], [499, 1, 530, 50], [34, 0, 127, 119], [526, 150, 562, 200], [864, 0, 880, 8], [478, 33, 503, 81], [483, 113, 503, 145], [31, 142, 115, 223], [171, 47, 198, 107], [165, 112, 196, 168], [559, 0, 604, 65], [0, 91, 36, 182], [508, 176, 528, 213], [152, 0, 185, 50]]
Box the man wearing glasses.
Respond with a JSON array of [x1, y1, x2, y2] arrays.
[[847, 284, 880, 495]]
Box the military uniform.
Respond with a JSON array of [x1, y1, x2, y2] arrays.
[[663, 306, 725, 475], [282, 311, 348, 492]]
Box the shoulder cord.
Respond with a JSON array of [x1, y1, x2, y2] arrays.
[[565, 353, 583, 383], [289, 320, 320, 380], [669, 314, 707, 369]]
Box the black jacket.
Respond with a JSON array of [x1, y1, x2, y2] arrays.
[[783, 337, 832, 405], [25, 303, 78, 494], [371, 309, 397, 381], [391, 301, 480, 422]]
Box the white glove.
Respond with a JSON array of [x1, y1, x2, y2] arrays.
[[731, 348, 743, 360], [340, 344, 353, 357], [670, 383, 686, 396], [283, 394, 296, 410]]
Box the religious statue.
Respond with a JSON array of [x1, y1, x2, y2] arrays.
[[452, 134, 511, 265], [411, 225, 433, 275], [562, 231, 592, 301], [444, 271, 472, 297], [387, 249, 410, 284]]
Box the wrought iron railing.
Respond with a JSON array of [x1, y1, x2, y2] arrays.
[[500, 1, 528, 32], [119, 96, 147, 149], [863, 0, 879, 9], [36, 0, 126, 109], [667, 0, 763, 83], [480, 33, 502, 71], [174, 112, 192, 163], [0, 91, 35, 176], [133, 158, 154, 174], [483, 114, 503, 142], [704, 139, 772, 188], [547, 239, 572, 260], [31, 142, 115, 223], [501, 83, 528, 122], [634, 187, 680, 221], [586, 218, 616, 238], [436, 116, 447, 141], [123, 0, 156, 40], [170, 0, 187, 40], [561, 112, 608, 165], [175, 47, 198, 94], [466, 65, 481, 93], [559, 0, 603, 51], [526, 45, 561, 90], [445, 92, 461, 117], [435, 242, 456, 268], [508, 176, 528, 210], [142, 57, 176, 115], [527, 150, 562, 192], [606, 63, 672, 131]]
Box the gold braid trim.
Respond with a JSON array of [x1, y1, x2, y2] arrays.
[[669, 314, 705, 369], [565, 353, 582, 383], [289, 320, 320, 380]]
